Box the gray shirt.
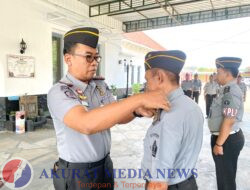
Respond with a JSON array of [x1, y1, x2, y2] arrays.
[[204, 81, 219, 95], [192, 79, 202, 92], [141, 88, 204, 185], [181, 80, 193, 91], [238, 82, 247, 96], [47, 73, 115, 163], [208, 80, 243, 132]]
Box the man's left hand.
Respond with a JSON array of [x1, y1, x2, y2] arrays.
[[147, 181, 168, 190], [135, 107, 156, 118], [213, 145, 223, 156]]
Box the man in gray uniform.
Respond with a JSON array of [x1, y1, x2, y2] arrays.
[[204, 74, 220, 118], [181, 73, 193, 98], [141, 50, 204, 190], [237, 75, 247, 102], [192, 74, 202, 103], [208, 57, 245, 190], [47, 27, 170, 190]]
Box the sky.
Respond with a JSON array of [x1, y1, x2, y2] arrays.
[[145, 17, 250, 70]]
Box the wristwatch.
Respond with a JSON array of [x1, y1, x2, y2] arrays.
[[215, 143, 223, 147]]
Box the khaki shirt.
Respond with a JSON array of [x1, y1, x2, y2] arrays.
[[47, 73, 115, 162], [208, 80, 243, 132]]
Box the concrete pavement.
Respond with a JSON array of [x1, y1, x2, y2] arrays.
[[0, 100, 250, 190]]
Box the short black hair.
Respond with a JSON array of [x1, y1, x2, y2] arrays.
[[224, 67, 239, 78], [63, 42, 78, 55]]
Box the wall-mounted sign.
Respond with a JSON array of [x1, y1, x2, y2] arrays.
[[7, 54, 35, 78]]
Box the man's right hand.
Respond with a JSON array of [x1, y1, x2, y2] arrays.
[[139, 90, 171, 112], [135, 107, 156, 118]]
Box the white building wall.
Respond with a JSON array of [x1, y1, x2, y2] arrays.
[[102, 39, 155, 89], [121, 41, 154, 86], [0, 0, 54, 97], [0, 0, 123, 97], [102, 42, 127, 88], [0, 0, 154, 96]]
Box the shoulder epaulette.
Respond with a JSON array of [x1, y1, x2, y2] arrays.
[[58, 81, 73, 87]]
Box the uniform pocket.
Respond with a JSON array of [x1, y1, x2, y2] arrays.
[[53, 162, 68, 190], [210, 99, 223, 118]]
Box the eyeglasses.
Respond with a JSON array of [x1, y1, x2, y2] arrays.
[[72, 53, 101, 63]]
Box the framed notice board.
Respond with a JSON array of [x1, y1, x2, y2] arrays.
[[7, 54, 35, 78]]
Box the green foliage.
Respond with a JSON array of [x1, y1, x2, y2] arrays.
[[110, 85, 118, 96], [10, 111, 16, 116], [197, 67, 216, 72], [132, 83, 142, 94]]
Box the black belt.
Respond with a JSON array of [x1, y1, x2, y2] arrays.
[[59, 153, 110, 169], [145, 175, 195, 189], [169, 175, 195, 188]]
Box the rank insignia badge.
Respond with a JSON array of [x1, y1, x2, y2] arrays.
[[152, 109, 162, 125], [76, 89, 87, 100], [152, 140, 158, 157], [96, 86, 105, 96]]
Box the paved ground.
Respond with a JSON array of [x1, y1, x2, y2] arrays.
[[0, 92, 250, 190]]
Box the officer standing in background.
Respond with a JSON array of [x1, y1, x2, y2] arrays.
[[192, 73, 202, 103], [204, 74, 219, 118], [208, 57, 245, 190], [141, 50, 204, 190], [181, 73, 193, 98], [47, 27, 170, 190], [237, 75, 247, 102]]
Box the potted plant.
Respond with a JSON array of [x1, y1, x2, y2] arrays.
[[9, 111, 16, 122], [110, 85, 118, 100], [132, 83, 142, 94]]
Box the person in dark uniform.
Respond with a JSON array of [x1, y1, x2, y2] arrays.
[[191, 73, 202, 103], [141, 50, 204, 190], [47, 27, 170, 190], [208, 57, 245, 190], [181, 73, 193, 98], [204, 74, 219, 118]]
